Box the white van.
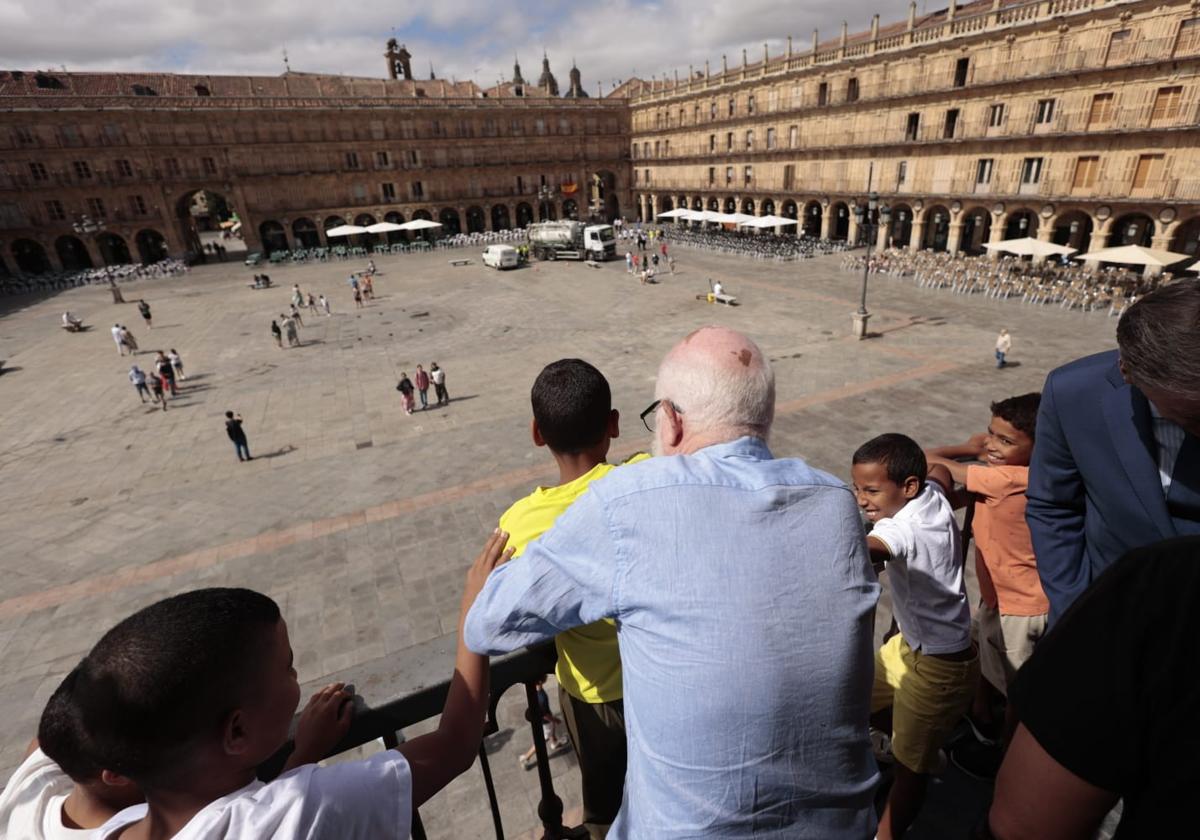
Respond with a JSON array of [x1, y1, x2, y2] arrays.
[[482, 244, 519, 270]]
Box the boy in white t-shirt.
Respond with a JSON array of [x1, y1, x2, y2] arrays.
[[71, 530, 510, 840], [850, 433, 979, 840], [0, 674, 143, 839]]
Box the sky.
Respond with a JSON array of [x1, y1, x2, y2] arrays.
[[0, 0, 923, 92]]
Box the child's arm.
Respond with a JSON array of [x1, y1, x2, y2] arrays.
[[926, 460, 973, 509], [925, 453, 971, 486], [865, 536, 890, 575], [399, 530, 513, 808]]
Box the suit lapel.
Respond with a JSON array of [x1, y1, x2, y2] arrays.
[[1101, 364, 1175, 539]]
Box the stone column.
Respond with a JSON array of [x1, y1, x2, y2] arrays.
[[910, 218, 927, 252], [987, 213, 1007, 260], [946, 220, 965, 255], [847, 213, 861, 246], [1083, 217, 1114, 270], [819, 207, 833, 239], [876, 219, 891, 250], [83, 235, 106, 268]]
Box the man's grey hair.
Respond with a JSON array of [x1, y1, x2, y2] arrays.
[[1117, 280, 1200, 394], [656, 338, 776, 439]]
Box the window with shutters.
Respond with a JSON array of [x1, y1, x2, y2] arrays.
[[1106, 29, 1133, 65], [766, 128, 776, 149], [1072, 156, 1099, 191], [725, 166, 734, 185], [87, 197, 106, 218], [375, 150, 390, 168], [975, 159, 994, 184], [73, 160, 92, 179], [45, 199, 65, 221], [201, 156, 217, 175], [905, 113, 920, 141], [1035, 99, 1056, 125], [1088, 93, 1114, 127], [709, 134, 716, 153], [954, 57, 970, 87], [847, 77, 859, 102], [743, 165, 753, 186], [1020, 157, 1043, 184], [116, 159, 133, 177], [15, 126, 35, 144], [129, 195, 148, 215], [381, 183, 396, 200], [944, 109, 959, 138], [788, 126, 798, 148], [344, 151, 360, 170], [745, 130, 754, 150], [708, 167, 716, 185], [1132, 154, 1164, 189], [726, 132, 734, 151], [1151, 86, 1183, 125], [747, 94, 755, 114], [988, 104, 1005, 128], [783, 164, 795, 191], [1175, 18, 1200, 56], [410, 181, 424, 198], [710, 101, 717, 120], [897, 160, 907, 185], [817, 82, 829, 106], [29, 162, 47, 181], [654, 141, 660, 157], [728, 98, 736, 117]]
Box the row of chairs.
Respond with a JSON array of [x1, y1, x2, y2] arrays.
[[658, 227, 853, 262], [0, 259, 189, 296], [842, 249, 1172, 317], [260, 229, 529, 265]]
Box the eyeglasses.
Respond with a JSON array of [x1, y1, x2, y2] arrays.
[[640, 399, 682, 432]]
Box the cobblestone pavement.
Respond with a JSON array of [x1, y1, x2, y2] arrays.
[[0, 245, 1116, 837]]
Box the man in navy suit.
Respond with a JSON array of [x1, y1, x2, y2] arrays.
[[1027, 281, 1200, 624]]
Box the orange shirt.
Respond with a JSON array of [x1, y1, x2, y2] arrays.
[[967, 464, 1049, 616]]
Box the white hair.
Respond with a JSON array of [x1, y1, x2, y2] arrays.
[[655, 343, 776, 440]]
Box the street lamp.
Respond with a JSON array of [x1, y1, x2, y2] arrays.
[[537, 184, 558, 221], [851, 192, 890, 339]]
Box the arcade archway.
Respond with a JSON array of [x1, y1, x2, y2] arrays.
[[292, 218, 320, 249], [922, 205, 951, 251], [258, 221, 289, 255], [439, 208, 461, 235], [12, 239, 50, 274], [1171, 215, 1200, 259], [175, 189, 244, 260], [515, 203, 534, 227], [803, 201, 822, 237], [830, 202, 850, 240], [135, 229, 168, 263], [1111, 212, 1155, 247], [96, 232, 132, 266], [1051, 211, 1093, 254], [889, 204, 914, 248], [1003, 209, 1039, 240], [466, 206, 486, 233], [959, 208, 992, 255], [56, 235, 93, 270], [491, 205, 511, 231]]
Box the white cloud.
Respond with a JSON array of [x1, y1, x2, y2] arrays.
[[0, 0, 907, 92]]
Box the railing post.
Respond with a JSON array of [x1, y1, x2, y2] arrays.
[[525, 681, 569, 838]]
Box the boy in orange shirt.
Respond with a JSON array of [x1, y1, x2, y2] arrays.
[[925, 392, 1046, 779]]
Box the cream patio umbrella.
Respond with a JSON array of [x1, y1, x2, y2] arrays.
[[365, 221, 406, 234], [655, 208, 693, 219], [1081, 244, 1192, 267], [397, 219, 443, 231], [982, 237, 1077, 258]]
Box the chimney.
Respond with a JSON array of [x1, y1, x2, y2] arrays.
[[947, 3, 956, 22], [812, 28, 819, 54], [871, 14, 880, 40], [742, 47, 748, 67], [705, 59, 710, 78], [909, 1, 917, 30], [840, 21, 848, 48], [722, 54, 728, 73], [787, 35, 793, 56]]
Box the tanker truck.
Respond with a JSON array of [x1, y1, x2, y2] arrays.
[[526, 221, 616, 262]]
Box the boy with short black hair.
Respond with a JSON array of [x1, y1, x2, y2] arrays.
[[71, 557, 507, 839], [850, 433, 978, 840], [926, 392, 1047, 778], [499, 358, 646, 839], [0, 671, 144, 838]]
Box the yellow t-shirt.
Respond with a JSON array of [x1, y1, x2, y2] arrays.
[[499, 454, 649, 704]]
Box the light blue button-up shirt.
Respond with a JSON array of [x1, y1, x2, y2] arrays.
[[465, 437, 881, 838]]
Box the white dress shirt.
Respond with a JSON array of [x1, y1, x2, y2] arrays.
[[1149, 401, 1187, 494]]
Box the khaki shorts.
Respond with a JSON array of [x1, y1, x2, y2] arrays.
[[871, 634, 978, 774], [977, 601, 1047, 697]]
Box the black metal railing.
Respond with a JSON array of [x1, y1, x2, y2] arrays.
[[259, 639, 584, 839]]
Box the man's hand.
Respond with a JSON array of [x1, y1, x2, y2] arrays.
[[285, 682, 354, 771], [461, 529, 514, 617]]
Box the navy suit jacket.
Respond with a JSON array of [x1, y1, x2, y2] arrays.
[[1027, 349, 1200, 624]]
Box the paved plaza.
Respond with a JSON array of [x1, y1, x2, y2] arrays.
[[0, 244, 1116, 836]]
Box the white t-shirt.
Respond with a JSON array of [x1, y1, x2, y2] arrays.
[[96, 751, 411, 840], [111, 327, 123, 343], [430, 369, 445, 385], [870, 482, 971, 654], [0, 747, 90, 839]]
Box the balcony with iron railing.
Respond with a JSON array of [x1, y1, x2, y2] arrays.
[[630, 0, 1183, 111]]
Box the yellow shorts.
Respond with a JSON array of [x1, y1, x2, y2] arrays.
[[871, 634, 979, 773], [977, 601, 1047, 697]]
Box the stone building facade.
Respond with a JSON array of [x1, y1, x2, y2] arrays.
[[4, 0, 1200, 274], [630, 0, 1200, 260], [0, 66, 629, 274]]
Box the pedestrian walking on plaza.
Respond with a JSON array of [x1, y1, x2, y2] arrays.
[[307, 293, 319, 317], [625, 251, 633, 273], [137, 299, 152, 329], [128, 364, 150, 402], [225, 411, 252, 461], [319, 294, 331, 316], [367, 259, 376, 275], [270, 319, 283, 349], [168, 348, 186, 381], [155, 351, 178, 397], [119, 325, 139, 354], [396, 372, 416, 415], [995, 329, 1012, 369], [415, 364, 430, 410], [431, 362, 449, 405], [668, 254, 676, 274], [651, 253, 660, 269], [283, 315, 300, 347], [661, 241, 668, 259], [148, 372, 168, 411], [353, 287, 364, 309], [632, 253, 640, 273], [363, 274, 374, 299], [292, 284, 304, 309], [112, 323, 127, 356], [349, 274, 359, 292], [290, 302, 304, 327]]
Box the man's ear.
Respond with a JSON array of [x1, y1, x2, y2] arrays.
[[531, 418, 546, 448], [902, 476, 922, 500], [608, 408, 620, 440], [99, 769, 134, 787], [1117, 355, 1132, 385], [223, 708, 251, 757], [665, 403, 685, 448]]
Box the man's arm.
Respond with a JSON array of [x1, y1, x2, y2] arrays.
[[465, 488, 618, 655], [1025, 375, 1088, 624], [399, 529, 512, 808], [988, 724, 1118, 840]]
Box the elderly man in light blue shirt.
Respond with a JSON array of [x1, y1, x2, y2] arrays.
[[465, 327, 880, 838]]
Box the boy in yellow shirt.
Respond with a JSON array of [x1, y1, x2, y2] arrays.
[[500, 358, 646, 839]]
